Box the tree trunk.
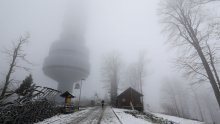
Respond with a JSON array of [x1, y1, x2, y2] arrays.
[[1, 56, 16, 97], [209, 52, 220, 89], [186, 18, 220, 107], [211, 61, 220, 89], [194, 43, 220, 108], [206, 43, 220, 89], [0, 35, 29, 98]]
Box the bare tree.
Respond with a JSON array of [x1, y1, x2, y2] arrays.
[[101, 52, 122, 106], [160, 78, 191, 118], [0, 34, 30, 99], [161, 80, 181, 117], [193, 0, 220, 4], [125, 64, 139, 90], [159, 0, 220, 108], [125, 51, 148, 92], [190, 85, 205, 121], [202, 93, 218, 123], [136, 51, 147, 95]]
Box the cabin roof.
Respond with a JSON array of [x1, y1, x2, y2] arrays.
[[117, 87, 143, 98], [60, 91, 75, 98]]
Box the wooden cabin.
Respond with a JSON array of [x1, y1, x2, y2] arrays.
[[116, 87, 143, 111]]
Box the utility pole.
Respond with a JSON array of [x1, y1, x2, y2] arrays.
[[78, 79, 85, 110]]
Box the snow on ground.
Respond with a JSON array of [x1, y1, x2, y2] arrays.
[[36, 106, 153, 124], [113, 108, 152, 124], [154, 113, 206, 124], [113, 108, 205, 124], [100, 107, 121, 124], [74, 107, 103, 124], [35, 106, 204, 124], [35, 107, 93, 124]]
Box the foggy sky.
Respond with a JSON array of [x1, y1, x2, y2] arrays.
[[0, 0, 177, 111]]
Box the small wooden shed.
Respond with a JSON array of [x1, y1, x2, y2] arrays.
[[116, 87, 143, 111], [60, 91, 75, 113], [60, 91, 75, 104]]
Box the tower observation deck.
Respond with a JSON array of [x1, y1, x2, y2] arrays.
[[43, 1, 90, 100]]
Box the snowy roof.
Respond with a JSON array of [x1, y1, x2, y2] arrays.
[[60, 91, 75, 98], [117, 87, 143, 98]]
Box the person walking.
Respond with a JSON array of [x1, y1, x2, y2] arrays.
[[101, 100, 105, 109]]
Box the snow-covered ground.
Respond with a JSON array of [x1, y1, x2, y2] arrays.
[[100, 107, 121, 124], [35, 106, 205, 124], [154, 113, 205, 124], [35, 107, 102, 124], [113, 108, 152, 124], [113, 108, 205, 124]]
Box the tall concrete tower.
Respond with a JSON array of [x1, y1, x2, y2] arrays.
[[43, 1, 90, 97]]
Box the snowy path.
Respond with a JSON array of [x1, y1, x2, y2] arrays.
[[36, 107, 103, 124], [36, 106, 122, 124], [100, 107, 122, 124], [36, 106, 204, 124], [68, 107, 123, 124], [69, 106, 103, 124]]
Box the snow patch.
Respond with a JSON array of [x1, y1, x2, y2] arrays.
[[35, 107, 92, 124], [113, 108, 152, 124], [154, 113, 206, 124]]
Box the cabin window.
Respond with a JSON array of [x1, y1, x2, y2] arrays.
[[122, 98, 126, 102]]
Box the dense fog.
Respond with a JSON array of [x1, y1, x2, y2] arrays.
[[1, 0, 220, 123]]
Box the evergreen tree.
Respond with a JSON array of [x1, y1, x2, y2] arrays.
[[16, 74, 33, 96]]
